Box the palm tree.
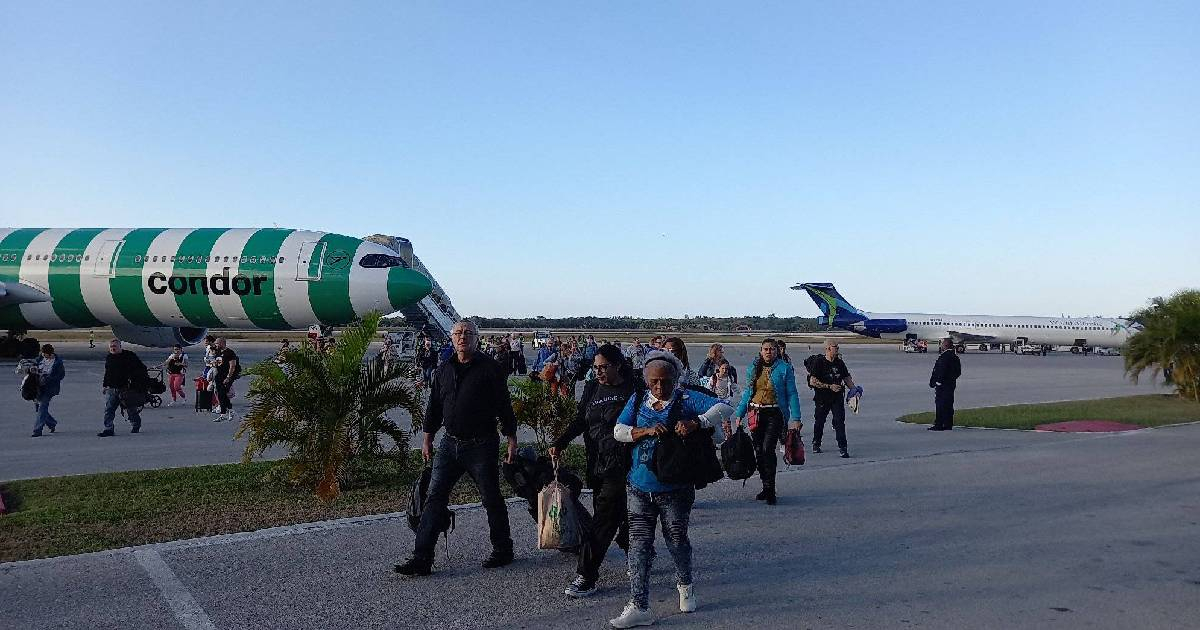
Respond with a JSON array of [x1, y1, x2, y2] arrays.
[[237, 312, 424, 502], [1125, 290, 1200, 402]]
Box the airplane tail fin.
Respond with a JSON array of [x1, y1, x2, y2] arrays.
[[791, 283, 867, 323]]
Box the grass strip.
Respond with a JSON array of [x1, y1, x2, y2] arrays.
[[0, 444, 585, 563], [897, 394, 1200, 431]]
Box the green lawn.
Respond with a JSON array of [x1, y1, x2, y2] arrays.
[[0, 445, 585, 563], [897, 394, 1200, 431]]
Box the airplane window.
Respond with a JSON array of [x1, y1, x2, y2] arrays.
[[358, 254, 405, 268], [250, 256, 258, 264], [135, 255, 142, 263], [240, 256, 247, 263], [84, 255, 89, 261], [278, 257, 285, 263]]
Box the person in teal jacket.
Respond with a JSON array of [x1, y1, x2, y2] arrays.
[[726, 339, 803, 505]]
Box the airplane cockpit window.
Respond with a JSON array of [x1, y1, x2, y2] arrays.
[[358, 254, 406, 269]]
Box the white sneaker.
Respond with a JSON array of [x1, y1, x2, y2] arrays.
[[212, 414, 226, 423], [609, 602, 654, 628], [678, 584, 697, 613]]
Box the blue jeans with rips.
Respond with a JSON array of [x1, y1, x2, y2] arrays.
[[626, 485, 695, 610]]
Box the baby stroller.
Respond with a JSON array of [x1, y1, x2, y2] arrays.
[[144, 367, 166, 409]]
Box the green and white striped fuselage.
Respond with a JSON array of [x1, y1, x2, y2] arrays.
[[0, 228, 432, 346]]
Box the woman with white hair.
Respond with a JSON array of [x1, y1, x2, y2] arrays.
[[609, 351, 733, 628]]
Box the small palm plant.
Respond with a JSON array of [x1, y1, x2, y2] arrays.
[[237, 312, 424, 502], [510, 377, 577, 450], [1125, 290, 1200, 402]]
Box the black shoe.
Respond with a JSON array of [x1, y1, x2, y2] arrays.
[[31, 432, 42, 438], [765, 491, 777, 506], [927, 426, 943, 431], [840, 449, 850, 458], [755, 489, 768, 501], [482, 550, 513, 569], [131, 425, 141, 434], [48, 425, 56, 434], [97, 429, 114, 437], [812, 445, 822, 453], [393, 558, 432, 576]]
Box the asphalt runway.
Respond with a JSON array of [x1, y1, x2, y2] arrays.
[[4, 340, 1199, 628], [0, 340, 1164, 481]]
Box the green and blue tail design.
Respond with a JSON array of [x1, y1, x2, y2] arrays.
[[791, 282, 868, 326]]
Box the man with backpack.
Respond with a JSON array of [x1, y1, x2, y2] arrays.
[[395, 320, 519, 577], [805, 340, 862, 458]]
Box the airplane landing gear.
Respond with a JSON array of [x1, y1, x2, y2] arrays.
[[955, 344, 966, 354]]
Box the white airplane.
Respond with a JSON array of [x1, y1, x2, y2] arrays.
[[794, 282, 1140, 353], [0, 228, 433, 353]]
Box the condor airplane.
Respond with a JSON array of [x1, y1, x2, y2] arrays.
[[0, 228, 433, 349], [793, 282, 1139, 352]]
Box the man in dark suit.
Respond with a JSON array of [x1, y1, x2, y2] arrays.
[[929, 338, 962, 431]]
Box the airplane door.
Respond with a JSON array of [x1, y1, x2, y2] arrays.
[[296, 241, 326, 281], [92, 240, 124, 277]]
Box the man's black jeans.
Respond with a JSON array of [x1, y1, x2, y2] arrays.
[[413, 434, 512, 561], [577, 472, 628, 581], [813, 397, 847, 449]]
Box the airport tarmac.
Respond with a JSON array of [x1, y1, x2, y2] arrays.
[[0, 340, 1164, 481], [3, 340, 1199, 628]]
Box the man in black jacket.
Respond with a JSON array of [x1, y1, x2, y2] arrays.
[[395, 320, 519, 576], [929, 338, 962, 431], [99, 339, 148, 437]]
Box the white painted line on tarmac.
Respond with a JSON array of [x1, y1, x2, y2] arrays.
[[133, 548, 217, 630]]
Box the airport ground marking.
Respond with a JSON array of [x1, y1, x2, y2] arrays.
[[133, 548, 218, 630]]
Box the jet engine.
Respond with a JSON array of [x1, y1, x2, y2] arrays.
[[109, 325, 208, 348]]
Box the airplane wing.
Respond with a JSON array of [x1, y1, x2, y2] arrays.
[[0, 280, 51, 309], [946, 330, 998, 343]]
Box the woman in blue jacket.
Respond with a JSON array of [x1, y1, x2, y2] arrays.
[[32, 344, 65, 437], [727, 339, 802, 505]]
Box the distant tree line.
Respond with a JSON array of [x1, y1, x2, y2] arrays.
[[457, 314, 822, 333]]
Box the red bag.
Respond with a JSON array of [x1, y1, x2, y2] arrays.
[[782, 427, 805, 466], [745, 408, 760, 432]]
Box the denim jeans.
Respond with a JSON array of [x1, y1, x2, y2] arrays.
[[627, 485, 695, 610], [103, 387, 141, 431], [33, 394, 57, 434], [413, 434, 512, 561]]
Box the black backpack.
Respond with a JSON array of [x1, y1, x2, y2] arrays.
[[20, 373, 39, 401], [721, 426, 758, 481], [802, 354, 822, 387], [407, 466, 454, 538]]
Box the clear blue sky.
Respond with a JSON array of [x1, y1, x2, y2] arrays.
[[2, 2, 1197, 318]]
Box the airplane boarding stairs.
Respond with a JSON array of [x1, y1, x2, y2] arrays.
[[365, 235, 461, 343]]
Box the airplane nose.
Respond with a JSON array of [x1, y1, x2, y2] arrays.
[[387, 267, 433, 311]]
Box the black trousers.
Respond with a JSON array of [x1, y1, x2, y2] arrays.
[[215, 378, 233, 413], [751, 408, 784, 489], [813, 397, 847, 449], [934, 385, 955, 429], [577, 472, 628, 581]]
